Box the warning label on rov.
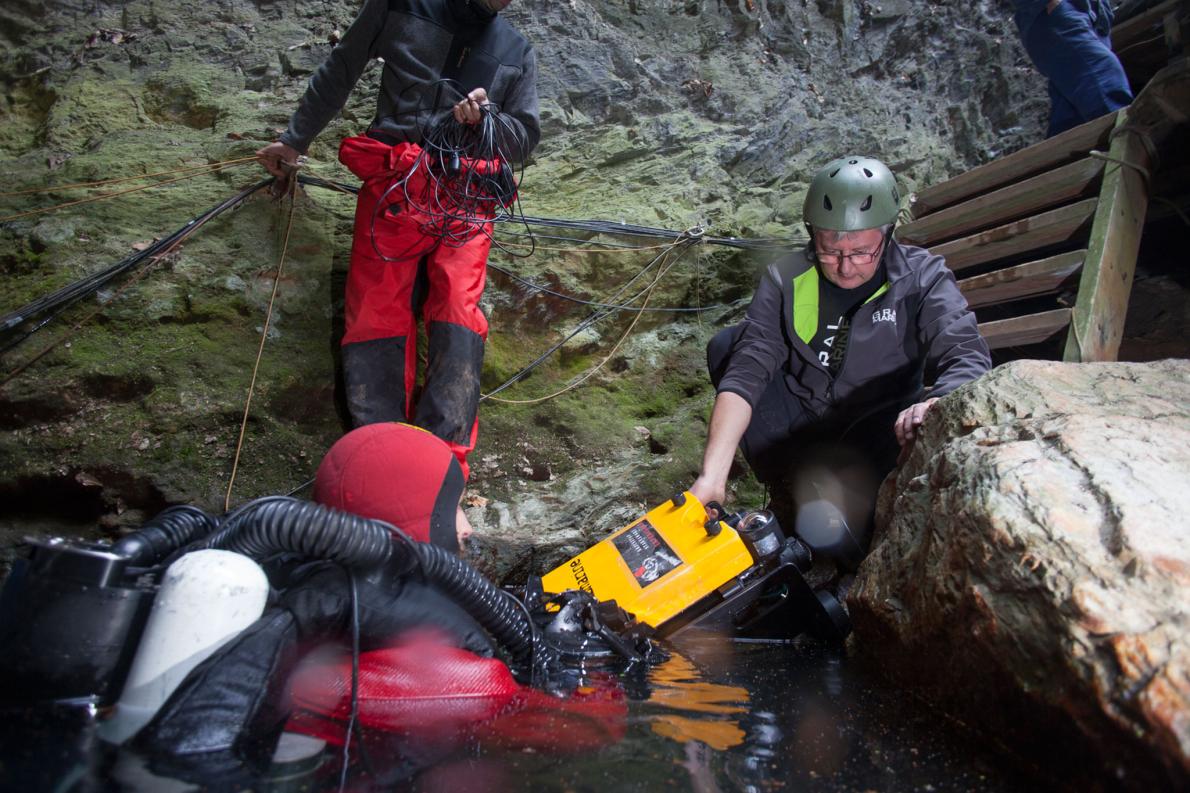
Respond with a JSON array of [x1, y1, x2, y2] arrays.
[[613, 519, 681, 587]]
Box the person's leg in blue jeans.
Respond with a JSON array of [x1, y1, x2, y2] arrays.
[[1021, 0, 1132, 137]]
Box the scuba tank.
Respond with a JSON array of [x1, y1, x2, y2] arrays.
[[0, 505, 237, 711], [102, 549, 269, 743]]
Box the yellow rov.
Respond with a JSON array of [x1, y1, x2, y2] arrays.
[[541, 492, 844, 639]]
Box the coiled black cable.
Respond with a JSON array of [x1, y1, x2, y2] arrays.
[[207, 496, 536, 665], [366, 80, 536, 260], [113, 504, 219, 567], [217, 498, 393, 570]]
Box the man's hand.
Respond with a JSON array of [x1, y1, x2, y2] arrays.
[[688, 391, 752, 520], [453, 87, 489, 125], [689, 475, 726, 517], [894, 397, 940, 447], [256, 141, 301, 179]]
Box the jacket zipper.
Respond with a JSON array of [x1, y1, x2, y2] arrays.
[[829, 288, 891, 404]]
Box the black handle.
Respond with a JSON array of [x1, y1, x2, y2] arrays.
[[703, 501, 725, 537]]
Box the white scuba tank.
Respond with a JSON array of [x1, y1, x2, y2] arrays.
[[101, 549, 269, 743]]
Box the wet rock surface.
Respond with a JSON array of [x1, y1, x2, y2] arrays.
[[0, 0, 1045, 548], [1, 3, 1187, 786], [849, 360, 1190, 789]]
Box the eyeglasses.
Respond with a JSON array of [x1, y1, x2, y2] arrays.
[[814, 244, 884, 266]]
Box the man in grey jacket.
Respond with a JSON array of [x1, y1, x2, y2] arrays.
[[689, 157, 990, 564], [256, 0, 540, 479]]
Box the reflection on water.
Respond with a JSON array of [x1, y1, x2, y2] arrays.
[[410, 632, 1036, 792], [0, 632, 1039, 792], [648, 653, 750, 750]]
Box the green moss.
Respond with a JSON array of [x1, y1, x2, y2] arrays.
[[0, 80, 57, 155], [142, 62, 243, 131], [0, 5, 798, 528], [42, 70, 149, 150]]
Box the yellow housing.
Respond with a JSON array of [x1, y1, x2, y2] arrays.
[[541, 492, 755, 632]]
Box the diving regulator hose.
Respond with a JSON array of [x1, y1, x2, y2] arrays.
[[203, 496, 537, 668]]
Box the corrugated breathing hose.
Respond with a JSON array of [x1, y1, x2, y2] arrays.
[[203, 497, 535, 666], [113, 505, 219, 567]]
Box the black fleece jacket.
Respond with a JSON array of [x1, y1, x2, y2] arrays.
[[717, 241, 991, 420], [280, 0, 540, 162]]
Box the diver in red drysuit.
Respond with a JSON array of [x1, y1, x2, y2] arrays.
[[130, 423, 623, 785], [256, 0, 541, 478], [129, 424, 493, 777]]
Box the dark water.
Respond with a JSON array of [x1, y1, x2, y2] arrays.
[[0, 632, 1040, 792], [405, 634, 1036, 793]]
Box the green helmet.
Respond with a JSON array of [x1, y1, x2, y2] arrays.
[[803, 156, 900, 232]]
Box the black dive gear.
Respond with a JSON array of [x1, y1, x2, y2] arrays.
[[205, 497, 536, 667], [0, 507, 219, 707]]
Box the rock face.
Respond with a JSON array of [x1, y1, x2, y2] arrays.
[[849, 360, 1190, 789], [0, 0, 1047, 566]]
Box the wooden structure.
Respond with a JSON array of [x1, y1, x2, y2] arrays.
[[898, 111, 1144, 360], [1113, 0, 1190, 88], [898, 3, 1189, 362]]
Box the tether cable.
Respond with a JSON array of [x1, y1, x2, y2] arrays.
[[480, 242, 682, 400], [484, 239, 695, 405], [224, 174, 300, 510], [481, 231, 703, 402], [296, 175, 803, 251], [486, 262, 733, 313], [2, 180, 270, 351], [492, 236, 678, 254], [1, 179, 271, 387]]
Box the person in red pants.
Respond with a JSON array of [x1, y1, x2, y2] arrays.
[[256, 0, 540, 479]]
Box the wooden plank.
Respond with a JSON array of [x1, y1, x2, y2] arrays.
[[980, 309, 1072, 350], [1063, 110, 1151, 362], [1114, 1, 1190, 83], [899, 158, 1104, 248], [1113, 0, 1185, 53], [959, 250, 1085, 309], [910, 114, 1117, 217], [930, 198, 1098, 273]]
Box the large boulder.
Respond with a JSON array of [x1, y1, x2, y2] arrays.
[[849, 360, 1190, 789]]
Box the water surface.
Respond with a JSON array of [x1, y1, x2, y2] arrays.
[[0, 632, 1039, 791]]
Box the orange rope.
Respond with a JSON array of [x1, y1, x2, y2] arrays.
[[0, 156, 258, 197], [224, 180, 299, 510], [0, 160, 254, 222]]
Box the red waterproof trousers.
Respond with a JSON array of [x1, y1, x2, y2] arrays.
[[338, 134, 493, 478]]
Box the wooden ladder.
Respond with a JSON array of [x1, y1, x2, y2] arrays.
[[897, 0, 1189, 363], [897, 109, 1153, 363]]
